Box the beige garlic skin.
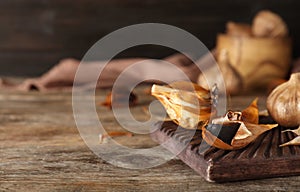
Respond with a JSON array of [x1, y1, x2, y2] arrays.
[[267, 73, 300, 127], [252, 10, 288, 38]]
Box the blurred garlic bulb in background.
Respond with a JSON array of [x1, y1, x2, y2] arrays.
[[252, 10, 288, 37], [226, 21, 252, 37]]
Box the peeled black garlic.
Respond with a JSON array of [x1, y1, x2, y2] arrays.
[[202, 99, 277, 150], [205, 122, 241, 145], [267, 73, 300, 127]]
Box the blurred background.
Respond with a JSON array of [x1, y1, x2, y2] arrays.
[[0, 0, 299, 76]]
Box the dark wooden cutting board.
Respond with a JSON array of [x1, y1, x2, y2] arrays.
[[151, 117, 300, 182]]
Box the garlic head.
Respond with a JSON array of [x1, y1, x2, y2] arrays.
[[267, 73, 300, 127]]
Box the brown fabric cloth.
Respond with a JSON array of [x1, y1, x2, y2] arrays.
[[1, 51, 295, 93], [0, 53, 213, 92]]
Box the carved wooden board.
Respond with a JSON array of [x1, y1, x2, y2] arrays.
[[151, 118, 300, 182]]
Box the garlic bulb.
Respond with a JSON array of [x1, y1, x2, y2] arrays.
[[267, 73, 300, 127], [252, 10, 288, 37], [151, 81, 217, 129], [226, 21, 252, 37]]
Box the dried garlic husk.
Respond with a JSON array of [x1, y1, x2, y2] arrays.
[[203, 121, 277, 150], [241, 98, 259, 124], [280, 126, 300, 147], [212, 98, 258, 125], [203, 99, 278, 150], [280, 137, 300, 147], [101, 90, 138, 109], [282, 126, 300, 135], [267, 73, 300, 127], [151, 81, 217, 129]]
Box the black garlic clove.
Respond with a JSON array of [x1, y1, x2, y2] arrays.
[[206, 122, 241, 145]]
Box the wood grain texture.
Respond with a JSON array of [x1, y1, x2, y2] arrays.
[[0, 0, 300, 76], [151, 117, 300, 182], [1, 85, 300, 191]]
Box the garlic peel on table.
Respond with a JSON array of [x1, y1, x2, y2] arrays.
[[203, 99, 278, 150], [151, 82, 278, 150], [280, 137, 300, 147], [280, 126, 300, 147], [151, 81, 216, 130]]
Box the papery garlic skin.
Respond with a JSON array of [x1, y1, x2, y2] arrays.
[[151, 82, 214, 129], [267, 73, 300, 127]]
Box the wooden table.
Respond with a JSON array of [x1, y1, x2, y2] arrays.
[[1, 86, 300, 191]]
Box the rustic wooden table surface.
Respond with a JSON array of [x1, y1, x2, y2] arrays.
[[1, 86, 300, 191]]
